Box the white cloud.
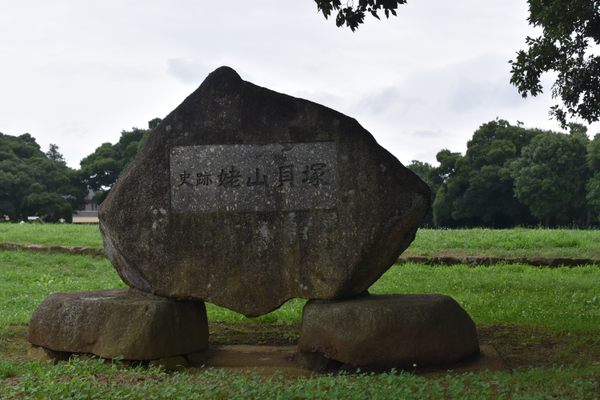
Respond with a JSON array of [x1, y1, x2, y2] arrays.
[[167, 58, 208, 84], [0, 0, 598, 169]]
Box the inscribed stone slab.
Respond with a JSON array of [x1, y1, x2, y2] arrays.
[[170, 142, 337, 212]]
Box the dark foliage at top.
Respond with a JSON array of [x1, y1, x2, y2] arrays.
[[314, 0, 406, 31], [510, 0, 600, 126]]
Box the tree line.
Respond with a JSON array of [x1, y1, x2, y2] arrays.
[[0, 118, 159, 222], [1, 118, 599, 227], [408, 119, 600, 228], [0, 133, 84, 222]]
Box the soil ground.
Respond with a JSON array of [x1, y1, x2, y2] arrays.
[[3, 322, 599, 371]]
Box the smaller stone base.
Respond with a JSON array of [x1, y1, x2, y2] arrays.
[[298, 294, 479, 369], [28, 288, 208, 360]]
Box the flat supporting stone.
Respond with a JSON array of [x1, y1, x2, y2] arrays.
[[28, 288, 208, 360], [298, 294, 480, 369]]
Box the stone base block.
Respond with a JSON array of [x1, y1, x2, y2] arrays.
[[28, 288, 208, 361], [298, 294, 479, 369]]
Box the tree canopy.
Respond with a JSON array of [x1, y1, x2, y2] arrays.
[[79, 119, 160, 203], [406, 160, 439, 226], [0, 119, 161, 222], [431, 120, 541, 228], [79, 128, 147, 202], [0, 133, 85, 222], [586, 133, 600, 221], [511, 125, 590, 225], [314, 0, 406, 30], [429, 120, 599, 228], [510, 0, 600, 126]]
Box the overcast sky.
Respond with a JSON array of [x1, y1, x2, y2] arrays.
[[2, 1, 598, 169]]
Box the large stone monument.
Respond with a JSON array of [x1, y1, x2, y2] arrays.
[[29, 66, 479, 368], [99, 66, 430, 317]]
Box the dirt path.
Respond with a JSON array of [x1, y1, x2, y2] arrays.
[[398, 254, 600, 267]]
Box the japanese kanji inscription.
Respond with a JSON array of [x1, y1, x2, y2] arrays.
[[170, 142, 337, 212]]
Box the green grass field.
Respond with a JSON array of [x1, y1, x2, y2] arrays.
[[0, 224, 103, 248], [3, 224, 600, 258], [0, 227, 599, 398], [1, 359, 597, 399], [1, 250, 599, 331], [406, 227, 600, 258]]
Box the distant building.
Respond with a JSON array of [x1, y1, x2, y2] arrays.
[[73, 190, 99, 224]]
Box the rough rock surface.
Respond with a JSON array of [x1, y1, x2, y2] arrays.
[[298, 294, 479, 369], [28, 289, 208, 360], [99, 66, 430, 316]]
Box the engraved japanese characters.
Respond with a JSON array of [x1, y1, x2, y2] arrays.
[[171, 143, 337, 212]]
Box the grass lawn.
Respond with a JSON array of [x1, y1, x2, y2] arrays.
[[1, 360, 597, 399], [405, 227, 600, 259], [0, 224, 103, 248], [3, 224, 600, 259], [0, 248, 599, 398]]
